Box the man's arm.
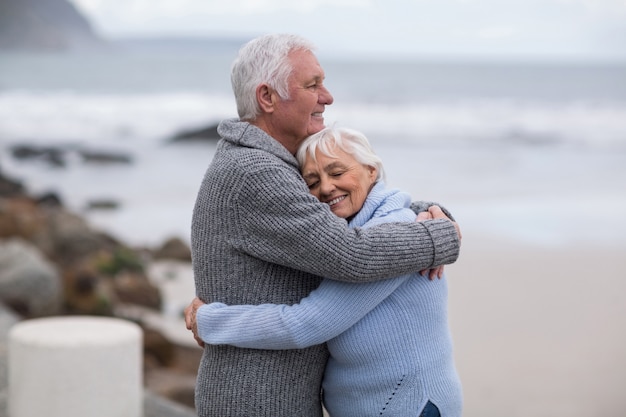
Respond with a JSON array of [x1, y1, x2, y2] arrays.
[[232, 166, 460, 283], [411, 200, 456, 221]]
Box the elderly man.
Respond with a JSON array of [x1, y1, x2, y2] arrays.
[[187, 33, 461, 417]]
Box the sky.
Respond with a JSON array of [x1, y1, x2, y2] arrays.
[[69, 0, 626, 61]]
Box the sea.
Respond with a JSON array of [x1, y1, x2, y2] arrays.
[[1, 39, 626, 249]]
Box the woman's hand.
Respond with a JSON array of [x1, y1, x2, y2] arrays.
[[184, 297, 206, 348]]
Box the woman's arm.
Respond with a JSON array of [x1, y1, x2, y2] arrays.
[[195, 273, 411, 349]]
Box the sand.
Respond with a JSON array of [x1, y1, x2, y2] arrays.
[[147, 232, 626, 417], [446, 235, 626, 417]]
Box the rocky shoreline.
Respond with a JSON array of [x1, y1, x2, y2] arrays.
[[0, 167, 200, 416]]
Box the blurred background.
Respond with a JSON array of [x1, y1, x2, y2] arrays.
[[1, 0, 625, 416]]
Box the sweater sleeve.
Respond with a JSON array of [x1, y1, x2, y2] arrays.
[[410, 200, 456, 222], [196, 273, 411, 349], [232, 165, 459, 283]]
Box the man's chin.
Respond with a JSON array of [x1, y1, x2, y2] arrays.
[[309, 121, 326, 135]]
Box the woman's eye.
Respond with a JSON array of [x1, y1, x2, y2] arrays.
[[307, 181, 318, 189]]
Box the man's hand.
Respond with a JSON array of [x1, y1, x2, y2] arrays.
[[427, 205, 462, 242], [184, 297, 206, 348], [416, 205, 462, 280]]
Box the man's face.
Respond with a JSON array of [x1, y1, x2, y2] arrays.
[[271, 50, 334, 154]]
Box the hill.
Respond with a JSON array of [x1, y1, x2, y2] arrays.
[[0, 0, 103, 51]]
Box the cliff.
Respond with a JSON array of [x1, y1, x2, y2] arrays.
[[0, 0, 103, 51]]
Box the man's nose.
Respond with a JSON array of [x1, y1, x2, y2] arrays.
[[319, 85, 334, 105]]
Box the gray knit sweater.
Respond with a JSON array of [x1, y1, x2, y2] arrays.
[[191, 119, 460, 417]]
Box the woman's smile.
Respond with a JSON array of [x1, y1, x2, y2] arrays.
[[327, 195, 347, 208]]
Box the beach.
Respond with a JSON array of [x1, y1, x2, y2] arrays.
[[145, 233, 626, 417], [1, 47, 626, 416], [447, 238, 626, 417], [141, 234, 626, 416]]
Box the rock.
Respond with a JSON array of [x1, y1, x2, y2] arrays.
[[112, 271, 162, 310], [0, 196, 47, 240], [0, 169, 25, 197], [79, 149, 133, 164], [0, 238, 63, 317], [0, 195, 108, 257], [61, 260, 115, 316], [144, 389, 198, 417], [9, 143, 133, 167], [144, 340, 202, 410], [35, 191, 64, 208], [63, 247, 161, 314], [85, 198, 121, 211], [170, 123, 220, 142], [143, 327, 176, 368], [145, 368, 197, 410], [35, 208, 119, 265], [153, 237, 192, 262], [10, 143, 67, 167]]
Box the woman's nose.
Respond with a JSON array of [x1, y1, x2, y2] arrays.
[[319, 177, 335, 195]]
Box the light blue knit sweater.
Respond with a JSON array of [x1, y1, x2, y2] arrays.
[[197, 182, 463, 417]]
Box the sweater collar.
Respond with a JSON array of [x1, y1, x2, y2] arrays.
[[349, 182, 413, 228], [217, 118, 299, 168]]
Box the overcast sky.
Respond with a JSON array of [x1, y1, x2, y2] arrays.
[[69, 0, 626, 61]]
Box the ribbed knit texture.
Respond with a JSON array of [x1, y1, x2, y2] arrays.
[[197, 182, 462, 416], [191, 119, 461, 417]]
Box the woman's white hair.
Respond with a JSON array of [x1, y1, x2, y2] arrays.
[[296, 127, 386, 182], [231, 33, 316, 121]]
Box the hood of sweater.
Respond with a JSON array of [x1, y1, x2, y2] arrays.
[[217, 118, 299, 169]]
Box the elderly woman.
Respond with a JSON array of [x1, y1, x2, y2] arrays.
[[187, 127, 463, 417]]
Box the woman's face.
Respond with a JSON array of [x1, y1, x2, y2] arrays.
[[301, 145, 377, 219]]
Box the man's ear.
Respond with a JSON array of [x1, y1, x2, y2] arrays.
[[256, 84, 275, 113]]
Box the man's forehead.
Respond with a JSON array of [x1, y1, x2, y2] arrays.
[[288, 50, 324, 77]]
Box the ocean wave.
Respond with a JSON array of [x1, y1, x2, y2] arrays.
[[328, 98, 626, 150], [1, 90, 625, 151], [0, 90, 235, 148]]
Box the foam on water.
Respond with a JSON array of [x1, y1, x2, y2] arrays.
[[2, 91, 626, 150]]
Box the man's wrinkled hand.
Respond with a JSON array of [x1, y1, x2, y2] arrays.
[[420, 265, 445, 280], [426, 205, 462, 243], [416, 206, 454, 280]]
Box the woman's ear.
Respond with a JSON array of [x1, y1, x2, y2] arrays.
[[256, 84, 275, 113], [368, 165, 378, 182]]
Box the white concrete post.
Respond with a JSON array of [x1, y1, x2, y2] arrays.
[[8, 316, 143, 417]]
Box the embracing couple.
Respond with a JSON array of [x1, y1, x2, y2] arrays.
[[184, 34, 463, 417]]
